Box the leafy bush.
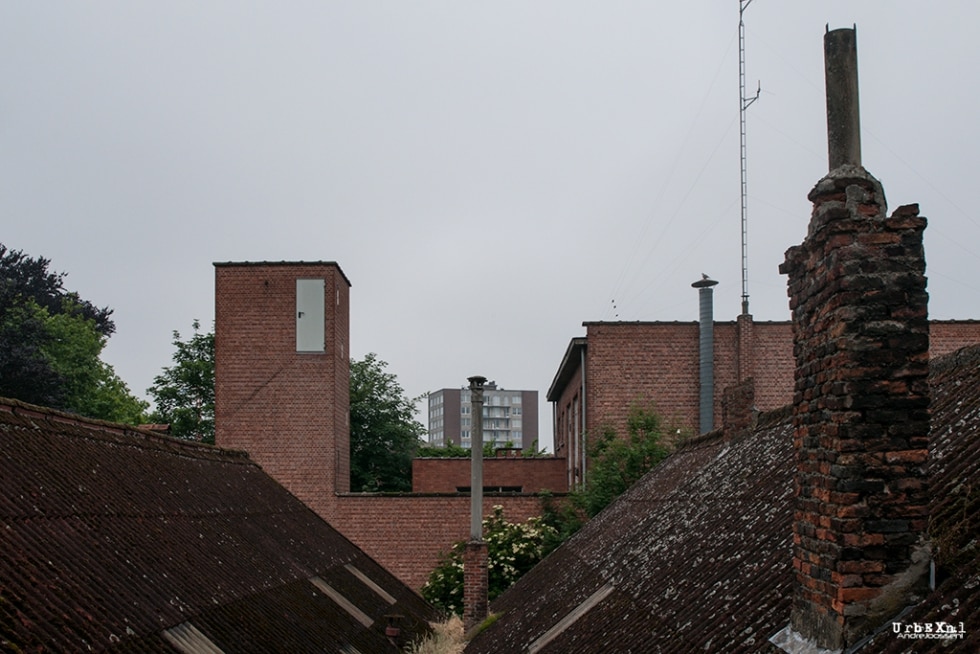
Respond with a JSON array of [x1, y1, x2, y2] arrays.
[[422, 506, 558, 615]]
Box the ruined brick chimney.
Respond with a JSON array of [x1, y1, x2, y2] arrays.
[[773, 27, 931, 652]]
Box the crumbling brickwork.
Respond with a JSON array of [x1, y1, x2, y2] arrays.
[[780, 166, 931, 650]]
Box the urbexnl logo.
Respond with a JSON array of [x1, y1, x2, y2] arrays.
[[892, 621, 965, 640]]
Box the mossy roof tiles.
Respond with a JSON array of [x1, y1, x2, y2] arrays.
[[468, 346, 980, 653]]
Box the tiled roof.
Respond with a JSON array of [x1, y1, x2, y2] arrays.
[[0, 398, 437, 652], [467, 345, 980, 653], [467, 407, 796, 653]]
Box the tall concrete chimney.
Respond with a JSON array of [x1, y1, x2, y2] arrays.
[[773, 26, 930, 653], [692, 276, 719, 434]]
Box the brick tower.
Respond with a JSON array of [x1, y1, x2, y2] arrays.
[[214, 261, 351, 521]]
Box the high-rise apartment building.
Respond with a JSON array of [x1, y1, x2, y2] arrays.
[[427, 382, 538, 450]]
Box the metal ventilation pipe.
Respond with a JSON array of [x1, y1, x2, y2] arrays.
[[692, 276, 719, 434]]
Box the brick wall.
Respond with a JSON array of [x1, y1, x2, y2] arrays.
[[567, 320, 794, 444], [585, 322, 701, 438], [214, 261, 351, 522], [552, 346, 584, 488], [930, 320, 980, 358], [333, 495, 546, 590], [780, 167, 931, 650], [552, 318, 975, 464], [412, 457, 568, 493]]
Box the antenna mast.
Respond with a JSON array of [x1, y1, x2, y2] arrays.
[[739, 0, 759, 316]]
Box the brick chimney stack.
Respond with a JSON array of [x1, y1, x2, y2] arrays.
[[774, 27, 931, 652]]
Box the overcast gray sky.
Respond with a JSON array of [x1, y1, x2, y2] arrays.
[[4, 2, 979, 451]]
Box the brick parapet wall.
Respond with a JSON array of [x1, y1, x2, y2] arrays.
[[412, 458, 568, 493], [780, 166, 931, 650]]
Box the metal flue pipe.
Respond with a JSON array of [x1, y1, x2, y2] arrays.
[[692, 276, 719, 434]]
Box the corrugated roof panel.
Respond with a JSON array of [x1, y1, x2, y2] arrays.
[[0, 398, 437, 651], [162, 622, 225, 654]]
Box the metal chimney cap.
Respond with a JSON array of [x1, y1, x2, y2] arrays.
[[692, 275, 719, 288]]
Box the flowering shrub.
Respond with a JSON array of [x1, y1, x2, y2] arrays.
[[421, 506, 559, 615]]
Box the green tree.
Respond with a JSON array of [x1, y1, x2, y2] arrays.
[[0, 244, 146, 422], [0, 298, 65, 407], [349, 353, 426, 492], [421, 506, 559, 615], [147, 321, 215, 443], [542, 401, 674, 543], [42, 302, 148, 423]]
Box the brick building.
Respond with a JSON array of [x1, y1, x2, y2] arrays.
[[549, 317, 980, 490], [427, 383, 538, 449], [548, 317, 795, 489], [212, 261, 980, 590]]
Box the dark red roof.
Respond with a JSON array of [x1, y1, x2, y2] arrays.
[[467, 345, 980, 653], [0, 398, 436, 652]]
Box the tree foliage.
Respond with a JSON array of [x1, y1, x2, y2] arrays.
[[42, 304, 148, 423], [0, 244, 147, 422], [147, 321, 215, 443], [349, 353, 426, 492], [576, 401, 672, 517], [0, 244, 114, 335], [542, 401, 674, 543], [421, 506, 559, 615]]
